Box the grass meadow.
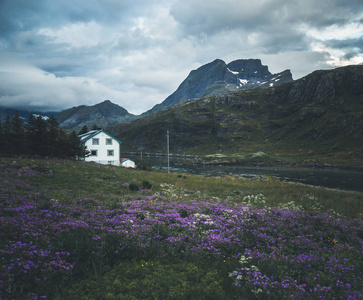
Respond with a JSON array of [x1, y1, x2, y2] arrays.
[[0, 158, 362, 299]]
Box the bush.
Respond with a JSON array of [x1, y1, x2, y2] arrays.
[[129, 183, 140, 191], [179, 209, 189, 218], [141, 180, 152, 189]]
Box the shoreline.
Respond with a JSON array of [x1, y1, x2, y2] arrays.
[[122, 152, 363, 172], [191, 161, 363, 172]]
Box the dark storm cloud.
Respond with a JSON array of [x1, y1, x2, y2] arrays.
[[170, 0, 362, 32], [0, 1, 45, 36], [0, 0, 145, 34], [0, 0, 362, 114], [170, 0, 363, 55], [325, 36, 363, 52]]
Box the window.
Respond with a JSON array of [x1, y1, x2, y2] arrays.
[[106, 138, 112, 145], [107, 150, 114, 156], [90, 150, 98, 156], [92, 138, 99, 145]]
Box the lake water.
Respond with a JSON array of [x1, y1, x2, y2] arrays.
[[131, 156, 363, 193]]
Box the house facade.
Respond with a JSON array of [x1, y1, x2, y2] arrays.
[[79, 130, 121, 166]]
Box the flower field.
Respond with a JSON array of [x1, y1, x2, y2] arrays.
[[1, 159, 362, 299]]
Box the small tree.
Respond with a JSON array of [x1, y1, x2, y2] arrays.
[[78, 125, 89, 135], [26, 112, 37, 155], [67, 131, 88, 159], [91, 124, 101, 130], [33, 115, 48, 156], [2, 114, 12, 154], [0, 118, 4, 154], [47, 116, 61, 156], [11, 111, 25, 155], [57, 128, 69, 158]]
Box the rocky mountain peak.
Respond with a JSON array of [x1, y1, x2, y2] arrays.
[[56, 100, 135, 131], [94, 100, 129, 116], [227, 59, 271, 78], [144, 58, 293, 115]]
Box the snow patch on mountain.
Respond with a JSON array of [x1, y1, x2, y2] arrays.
[[33, 114, 49, 120], [227, 68, 239, 75], [239, 79, 249, 86]]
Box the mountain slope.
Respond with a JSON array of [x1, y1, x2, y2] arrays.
[[144, 59, 292, 115], [108, 65, 363, 165], [0, 107, 57, 121], [56, 100, 136, 131]]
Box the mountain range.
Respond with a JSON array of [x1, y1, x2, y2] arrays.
[[1, 59, 292, 131], [1, 58, 362, 165], [53, 58, 292, 131], [108, 64, 363, 165]]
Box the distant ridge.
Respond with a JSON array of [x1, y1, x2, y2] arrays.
[[0, 107, 57, 121], [56, 100, 136, 131]]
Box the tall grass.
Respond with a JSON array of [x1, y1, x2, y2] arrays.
[[2, 157, 362, 217]]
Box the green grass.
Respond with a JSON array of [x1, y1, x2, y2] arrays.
[[3, 157, 362, 218]]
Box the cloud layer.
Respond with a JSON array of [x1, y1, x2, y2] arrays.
[[0, 0, 362, 114]]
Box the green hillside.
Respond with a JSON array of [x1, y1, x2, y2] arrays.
[[109, 65, 363, 166]]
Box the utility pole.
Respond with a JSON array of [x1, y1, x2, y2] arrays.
[[167, 130, 170, 174]]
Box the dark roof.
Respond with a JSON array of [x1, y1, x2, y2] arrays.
[[121, 158, 135, 163], [78, 129, 122, 144]]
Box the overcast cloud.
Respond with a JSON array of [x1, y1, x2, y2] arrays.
[[0, 0, 362, 115]]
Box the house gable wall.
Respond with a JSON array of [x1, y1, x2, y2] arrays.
[[84, 131, 121, 166], [121, 159, 135, 168]]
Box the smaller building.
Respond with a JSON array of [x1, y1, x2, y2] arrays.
[[79, 130, 121, 166], [121, 158, 136, 168]]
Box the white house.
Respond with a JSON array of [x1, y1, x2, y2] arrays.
[[79, 130, 122, 166], [121, 158, 136, 168]]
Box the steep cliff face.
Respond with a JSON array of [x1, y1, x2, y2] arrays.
[[271, 65, 363, 105], [145, 59, 292, 115], [56, 100, 135, 131], [227, 59, 271, 77], [109, 65, 363, 163]]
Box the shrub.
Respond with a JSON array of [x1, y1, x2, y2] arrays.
[[141, 180, 152, 189], [129, 183, 140, 191], [179, 209, 189, 218]]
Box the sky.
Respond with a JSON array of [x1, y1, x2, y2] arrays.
[[0, 0, 362, 115]]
